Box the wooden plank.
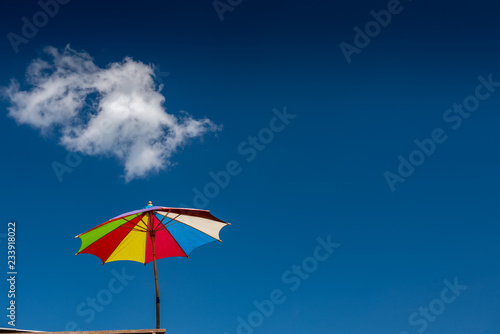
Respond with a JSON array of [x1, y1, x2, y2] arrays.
[[0, 329, 166, 334]]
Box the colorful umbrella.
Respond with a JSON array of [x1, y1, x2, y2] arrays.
[[75, 202, 230, 329]]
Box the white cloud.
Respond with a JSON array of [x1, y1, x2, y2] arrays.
[[3, 45, 220, 182]]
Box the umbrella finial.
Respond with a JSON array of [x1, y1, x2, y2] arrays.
[[148, 201, 152, 206]]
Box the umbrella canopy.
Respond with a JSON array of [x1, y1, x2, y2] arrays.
[[75, 202, 230, 329], [76, 203, 229, 264]]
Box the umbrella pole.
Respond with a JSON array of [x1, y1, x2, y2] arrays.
[[151, 232, 160, 329]]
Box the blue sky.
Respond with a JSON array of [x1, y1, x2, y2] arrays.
[[1, 0, 500, 333]]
